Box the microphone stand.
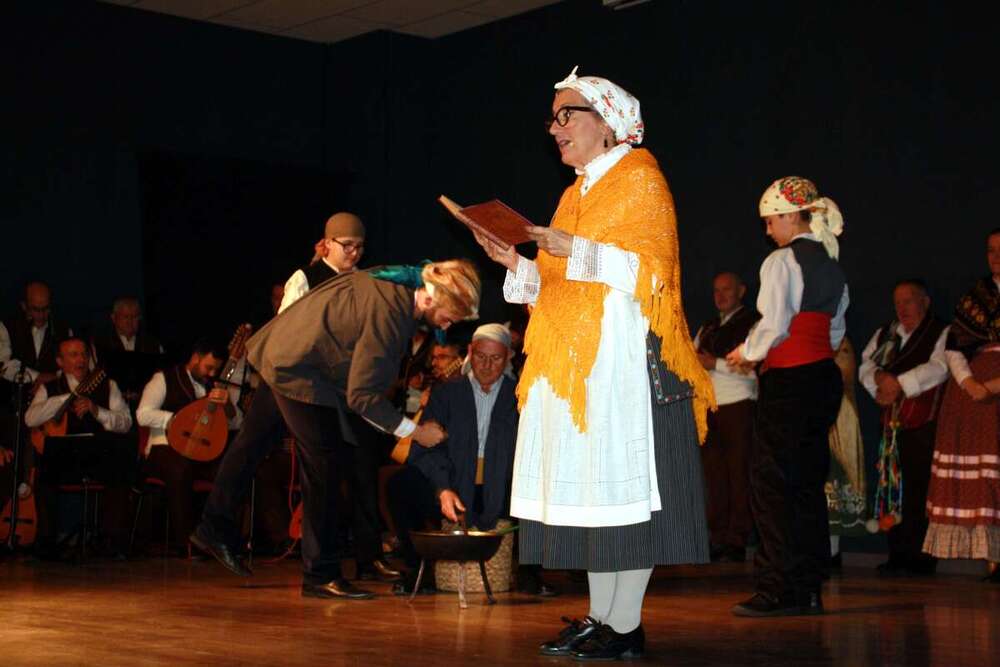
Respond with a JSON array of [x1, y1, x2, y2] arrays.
[[4, 364, 31, 552]]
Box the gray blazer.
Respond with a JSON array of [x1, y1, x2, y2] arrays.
[[246, 270, 416, 438]]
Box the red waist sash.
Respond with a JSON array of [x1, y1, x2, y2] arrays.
[[764, 312, 834, 371]]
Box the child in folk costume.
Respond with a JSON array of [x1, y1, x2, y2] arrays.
[[727, 176, 849, 616]]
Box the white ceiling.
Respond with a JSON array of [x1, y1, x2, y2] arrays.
[[100, 0, 566, 43]]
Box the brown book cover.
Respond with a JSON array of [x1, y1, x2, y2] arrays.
[[439, 195, 536, 249]]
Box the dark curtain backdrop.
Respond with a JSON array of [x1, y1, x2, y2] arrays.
[[3, 0, 997, 550]]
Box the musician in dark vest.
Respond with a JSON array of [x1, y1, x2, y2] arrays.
[[193, 260, 481, 601], [3, 281, 71, 388], [91, 296, 165, 409], [135, 339, 242, 554], [693, 272, 761, 563], [25, 337, 132, 556], [859, 279, 949, 576], [727, 177, 848, 617]]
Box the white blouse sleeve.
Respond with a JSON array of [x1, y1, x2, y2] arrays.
[[742, 250, 801, 362], [503, 256, 541, 304], [946, 349, 973, 385], [858, 328, 883, 400], [565, 236, 639, 294], [278, 269, 309, 313]]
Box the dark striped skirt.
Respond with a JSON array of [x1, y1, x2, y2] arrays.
[[518, 365, 711, 572]]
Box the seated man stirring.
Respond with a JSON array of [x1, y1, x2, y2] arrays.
[[388, 324, 554, 596]]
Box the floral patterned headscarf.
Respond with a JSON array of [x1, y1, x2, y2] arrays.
[[759, 176, 844, 259], [554, 66, 644, 145]]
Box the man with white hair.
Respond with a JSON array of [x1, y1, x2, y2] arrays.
[[387, 324, 554, 596]]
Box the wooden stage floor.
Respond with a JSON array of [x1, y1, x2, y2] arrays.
[[2, 556, 998, 666]]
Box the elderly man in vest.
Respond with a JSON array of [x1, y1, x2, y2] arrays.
[[859, 279, 949, 576], [193, 260, 481, 600], [694, 272, 761, 563], [26, 337, 132, 557]]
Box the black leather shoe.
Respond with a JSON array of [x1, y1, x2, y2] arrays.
[[302, 579, 375, 600], [189, 531, 251, 577], [731, 591, 823, 617], [358, 559, 402, 581], [571, 624, 645, 661], [539, 616, 601, 656]]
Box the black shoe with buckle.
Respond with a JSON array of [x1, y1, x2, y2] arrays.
[[539, 616, 601, 656], [570, 623, 645, 661], [302, 578, 375, 600]]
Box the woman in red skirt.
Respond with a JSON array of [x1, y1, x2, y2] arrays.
[[924, 228, 1000, 580]]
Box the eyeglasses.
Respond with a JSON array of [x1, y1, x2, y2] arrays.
[[545, 105, 597, 131], [472, 351, 506, 365], [330, 238, 365, 253]]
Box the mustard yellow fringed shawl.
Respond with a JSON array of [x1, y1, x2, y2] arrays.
[[517, 148, 716, 443]]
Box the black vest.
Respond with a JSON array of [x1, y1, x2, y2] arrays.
[[301, 260, 338, 291], [876, 315, 948, 377], [92, 331, 165, 396], [44, 374, 111, 435], [161, 365, 202, 414], [4, 317, 71, 375], [697, 306, 761, 358], [789, 238, 846, 316]]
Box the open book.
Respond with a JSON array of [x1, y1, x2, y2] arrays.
[[439, 195, 536, 250]]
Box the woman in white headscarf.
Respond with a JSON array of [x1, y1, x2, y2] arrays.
[[473, 67, 713, 661], [726, 176, 850, 617]]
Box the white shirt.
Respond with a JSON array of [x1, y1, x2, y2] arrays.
[[136, 369, 243, 453], [693, 307, 759, 405], [859, 323, 950, 400], [943, 276, 1000, 385], [0, 321, 73, 383], [742, 233, 849, 362], [468, 371, 502, 458], [278, 257, 344, 314], [503, 146, 663, 527], [25, 375, 132, 434]]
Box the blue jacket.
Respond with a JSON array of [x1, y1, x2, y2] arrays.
[[408, 374, 518, 530]]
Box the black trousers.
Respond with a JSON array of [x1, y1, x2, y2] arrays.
[[146, 446, 217, 548], [701, 399, 755, 549], [201, 383, 346, 584], [887, 420, 937, 566], [386, 464, 442, 568], [338, 428, 386, 565], [751, 359, 841, 599]]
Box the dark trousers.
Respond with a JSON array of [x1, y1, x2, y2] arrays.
[[339, 429, 386, 564], [887, 420, 937, 567], [386, 464, 442, 568], [701, 399, 755, 549], [751, 360, 841, 599], [202, 383, 346, 584], [145, 446, 217, 548], [253, 448, 292, 547]]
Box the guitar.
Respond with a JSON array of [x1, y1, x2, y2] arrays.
[[167, 324, 252, 462], [29, 367, 108, 454], [390, 356, 463, 464]]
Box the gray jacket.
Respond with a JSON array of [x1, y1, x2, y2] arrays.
[[246, 270, 416, 438]]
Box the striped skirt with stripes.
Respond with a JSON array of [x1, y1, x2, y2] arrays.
[[519, 363, 711, 572]]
